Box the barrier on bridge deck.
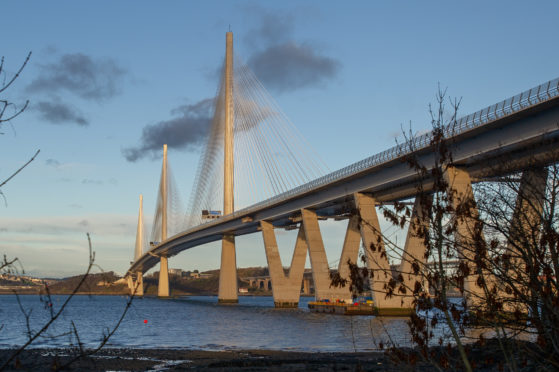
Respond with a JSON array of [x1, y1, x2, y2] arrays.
[[173, 77, 559, 238]]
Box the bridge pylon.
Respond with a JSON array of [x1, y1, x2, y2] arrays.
[[218, 31, 239, 303], [128, 194, 145, 296], [158, 144, 170, 298]]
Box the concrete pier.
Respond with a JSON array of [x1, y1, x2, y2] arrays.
[[444, 166, 487, 306], [338, 215, 361, 284], [301, 208, 352, 301], [398, 195, 432, 306], [503, 167, 548, 311], [158, 255, 169, 297], [218, 234, 238, 303], [354, 192, 407, 312], [261, 220, 307, 307]]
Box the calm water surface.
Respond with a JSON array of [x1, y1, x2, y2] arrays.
[[0, 295, 418, 351]]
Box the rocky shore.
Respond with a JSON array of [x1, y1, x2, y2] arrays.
[[0, 348, 418, 371]]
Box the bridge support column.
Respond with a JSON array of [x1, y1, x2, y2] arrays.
[[444, 166, 488, 307], [354, 193, 408, 314], [218, 234, 238, 303], [261, 220, 307, 308], [503, 167, 548, 312], [129, 272, 144, 296], [127, 276, 134, 293], [301, 209, 352, 301], [302, 277, 311, 295], [128, 273, 144, 296], [158, 255, 169, 297], [398, 194, 432, 307], [338, 215, 361, 284], [135, 272, 144, 296]]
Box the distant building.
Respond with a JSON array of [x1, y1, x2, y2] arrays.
[[169, 268, 183, 276]]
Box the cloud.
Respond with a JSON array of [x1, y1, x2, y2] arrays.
[[248, 42, 340, 93], [244, 7, 340, 93], [45, 158, 61, 168], [243, 7, 295, 48], [0, 214, 137, 236], [34, 100, 88, 126], [26, 53, 126, 101], [122, 98, 213, 162]]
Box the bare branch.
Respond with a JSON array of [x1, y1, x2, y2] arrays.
[[0, 52, 31, 94], [0, 149, 40, 190]]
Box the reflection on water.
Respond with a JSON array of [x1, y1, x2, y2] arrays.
[[0, 295, 507, 351]]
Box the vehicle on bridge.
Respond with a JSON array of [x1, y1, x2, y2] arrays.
[[202, 210, 222, 220]]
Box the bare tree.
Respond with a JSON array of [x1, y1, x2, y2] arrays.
[[334, 87, 559, 371], [0, 53, 137, 371], [0, 52, 40, 204]]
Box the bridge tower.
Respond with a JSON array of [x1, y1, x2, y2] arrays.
[[218, 31, 239, 303], [132, 194, 145, 296], [158, 144, 170, 297], [128, 194, 146, 296]]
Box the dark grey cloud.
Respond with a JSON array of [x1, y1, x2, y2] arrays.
[[244, 6, 340, 93], [34, 100, 88, 126], [243, 7, 295, 48], [26, 53, 125, 101], [248, 42, 340, 93], [45, 158, 61, 167], [122, 98, 213, 162]]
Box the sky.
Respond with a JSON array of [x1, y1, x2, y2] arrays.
[[1, 1, 558, 278]]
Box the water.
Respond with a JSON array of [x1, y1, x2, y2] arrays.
[[0, 295, 419, 352]]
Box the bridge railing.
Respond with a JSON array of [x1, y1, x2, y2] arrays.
[[178, 77, 559, 238]]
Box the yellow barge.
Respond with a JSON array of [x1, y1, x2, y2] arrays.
[[308, 300, 377, 315]]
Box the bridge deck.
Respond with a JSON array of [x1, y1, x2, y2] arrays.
[[128, 77, 559, 276]]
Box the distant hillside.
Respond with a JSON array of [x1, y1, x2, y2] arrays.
[[1, 267, 272, 296], [0, 272, 128, 295], [0, 274, 47, 294], [48, 271, 128, 295], [143, 266, 272, 296]]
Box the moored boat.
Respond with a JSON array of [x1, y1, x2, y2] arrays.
[[308, 297, 377, 315]]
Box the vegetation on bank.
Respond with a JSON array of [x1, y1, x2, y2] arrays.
[[0, 267, 274, 296]]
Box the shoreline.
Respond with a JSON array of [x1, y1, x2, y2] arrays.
[[0, 341, 544, 371], [0, 347, 399, 371]]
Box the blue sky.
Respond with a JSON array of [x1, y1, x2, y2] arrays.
[[1, 1, 558, 277]]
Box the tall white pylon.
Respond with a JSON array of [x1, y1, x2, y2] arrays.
[[158, 144, 170, 297], [135, 194, 145, 261], [218, 31, 239, 303], [131, 194, 144, 296]]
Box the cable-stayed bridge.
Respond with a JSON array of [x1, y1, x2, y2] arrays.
[[127, 32, 559, 313]]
